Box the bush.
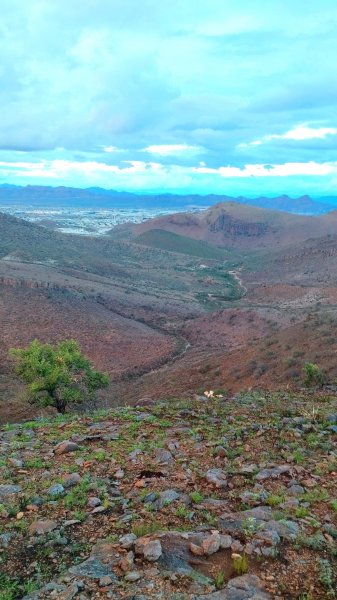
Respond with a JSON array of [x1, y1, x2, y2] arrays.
[[303, 363, 324, 387], [10, 339, 109, 413]]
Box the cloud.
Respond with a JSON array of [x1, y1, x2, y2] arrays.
[[0, 1, 337, 193], [143, 144, 203, 156], [240, 125, 337, 148]]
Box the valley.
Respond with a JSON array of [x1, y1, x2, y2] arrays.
[[2, 202, 337, 423]]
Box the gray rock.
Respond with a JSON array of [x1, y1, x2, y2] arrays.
[[88, 496, 101, 508], [143, 540, 162, 562], [125, 570, 142, 581], [255, 465, 290, 480], [194, 574, 272, 599], [48, 483, 65, 497], [0, 533, 13, 548], [63, 473, 82, 488], [69, 557, 118, 580], [205, 468, 227, 488], [0, 484, 21, 497], [119, 533, 137, 549], [154, 448, 173, 464], [220, 534, 233, 549], [155, 489, 180, 509], [287, 484, 304, 496], [8, 457, 23, 468]]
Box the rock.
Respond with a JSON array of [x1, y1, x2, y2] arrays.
[[87, 497, 101, 508], [0, 533, 13, 548], [220, 534, 233, 549], [262, 519, 299, 541], [99, 576, 113, 587], [69, 557, 117, 580], [125, 571, 142, 581], [205, 468, 227, 488], [29, 520, 58, 535], [54, 441, 80, 455], [115, 468, 124, 479], [231, 540, 244, 553], [129, 449, 142, 462], [201, 532, 221, 555], [154, 448, 173, 464], [48, 484, 65, 497], [143, 540, 162, 562], [8, 458, 23, 468], [119, 533, 137, 549], [287, 484, 304, 496], [62, 473, 82, 488], [195, 574, 272, 599], [120, 550, 134, 572], [190, 542, 205, 556], [0, 484, 21, 497], [255, 465, 290, 480], [155, 489, 180, 509]]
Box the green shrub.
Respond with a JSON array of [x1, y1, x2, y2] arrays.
[[10, 339, 109, 413]]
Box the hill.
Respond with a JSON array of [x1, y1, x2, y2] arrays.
[[134, 229, 227, 259], [122, 202, 337, 250]]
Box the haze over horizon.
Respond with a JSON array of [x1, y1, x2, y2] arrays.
[[1, 1, 337, 197]]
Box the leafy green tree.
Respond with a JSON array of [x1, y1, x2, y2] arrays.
[[10, 339, 109, 413], [303, 362, 324, 387]]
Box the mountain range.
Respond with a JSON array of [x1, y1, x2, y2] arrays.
[[0, 183, 337, 214]]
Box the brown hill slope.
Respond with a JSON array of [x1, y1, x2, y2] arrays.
[[122, 202, 337, 250]]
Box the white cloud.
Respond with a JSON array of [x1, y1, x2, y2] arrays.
[[193, 161, 337, 178], [240, 125, 337, 148], [143, 144, 203, 156], [1, 159, 337, 190]]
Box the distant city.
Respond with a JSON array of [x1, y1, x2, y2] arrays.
[[0, 205, 204, 235]]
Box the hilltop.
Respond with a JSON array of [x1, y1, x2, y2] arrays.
[[116, 202, 337, 250], [0, 391, 337, 599]]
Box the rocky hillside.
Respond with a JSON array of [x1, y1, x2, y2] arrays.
[[1, 391, 337, 599], [122, 203, 337, 250]]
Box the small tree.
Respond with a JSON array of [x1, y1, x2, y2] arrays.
[[303, 362, 324, 387], [10, 339, 109, 413]]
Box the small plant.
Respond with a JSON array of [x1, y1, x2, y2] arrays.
[[319, 559, 336, 596], [266, 493, 284, 507], [295, 506, 309, 518], [242, 516, 259, 537], [175, 504, 193, 519], [190, 491, 203, 504], [132, 520, 164, 537], [214, 570, 225, 589], [232, 553, 249, 575], [303, 363, 324, 387]]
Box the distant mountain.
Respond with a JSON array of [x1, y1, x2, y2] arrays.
[[0, 184, 336, 214]]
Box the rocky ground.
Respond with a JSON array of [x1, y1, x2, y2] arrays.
[[0, 391, 337, 599]]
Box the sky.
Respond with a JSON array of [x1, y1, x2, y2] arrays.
[[1, 0, 337, 196]]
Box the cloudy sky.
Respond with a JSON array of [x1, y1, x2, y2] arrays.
[[1, 0, 337, 195]]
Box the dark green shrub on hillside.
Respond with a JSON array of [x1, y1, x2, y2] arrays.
[[10, 339, 109, 413], [303, 362, 324, 387]]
